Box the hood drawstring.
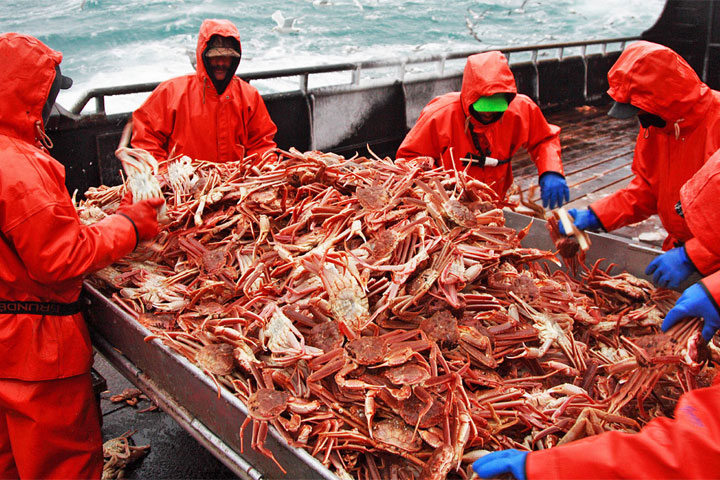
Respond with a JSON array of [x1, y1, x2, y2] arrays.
[[34, 121, 53, 150], [643, 128, 650, 139], [202, 78, 207, 105], [464, 116, 472, 134], [674, 118, 685, 140]]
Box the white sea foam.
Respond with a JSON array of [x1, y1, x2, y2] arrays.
[[1, 0, 664, 114]]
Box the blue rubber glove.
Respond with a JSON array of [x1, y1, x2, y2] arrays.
[[557, 207, 601, 235], [645, 247, 697, 289], [662, 283, 720, 341], [539, 172, 570, 209], [472, 450, 528, 480]]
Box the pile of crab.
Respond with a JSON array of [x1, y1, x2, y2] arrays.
[[79, 147, 715, 480]]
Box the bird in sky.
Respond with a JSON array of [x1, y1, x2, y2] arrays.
[[272, 10, 301, 34]]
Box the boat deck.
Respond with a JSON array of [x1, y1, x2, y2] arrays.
[[510, 104, 666, 248]]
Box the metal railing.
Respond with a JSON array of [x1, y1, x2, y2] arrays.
[[71, 35, 638, 115]]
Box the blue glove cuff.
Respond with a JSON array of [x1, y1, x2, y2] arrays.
[[472, 450, 529, 480], [539, 172, 569, 209], [699, 281, 720, 340], [585, 207, 602, 231], [566, 207, 602, 232], [679, 246, 695, 271], [662, 282, 720, 341], [645, 246, 697, 289], [678, 245, 692, 265], [539, 171, 564, 182]]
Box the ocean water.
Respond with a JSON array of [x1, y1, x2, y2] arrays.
[[2, 0, 665, 113]]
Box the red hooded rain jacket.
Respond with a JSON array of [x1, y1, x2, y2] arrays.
[[591, 41, 720, 250], [0, 33, 137, 381], [680, 148, 720, 303], [396, 51, 563, 198], [526, 146, 720, 480], [526, 374, 720, 478], [131, 19, 277, 162]]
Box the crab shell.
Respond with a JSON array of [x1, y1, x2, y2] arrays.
[[247, 388, 292, 421], [196, 343, 234, 376]]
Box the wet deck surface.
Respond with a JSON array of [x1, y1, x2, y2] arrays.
[[95, 103, 664, 479], [96, 354, 237, 479]]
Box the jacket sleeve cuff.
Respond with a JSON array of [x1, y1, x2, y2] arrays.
[[93, 213, 139, 259], [116, 213, 139, 250], [588, 199, 613, 232], [700, 271, 720, 313], [526, 449, 561, 480], [539, 171, 564, 179], [587, 205, 607, 232], [532, 152, 563, 178], [684, 237, 720, 276]]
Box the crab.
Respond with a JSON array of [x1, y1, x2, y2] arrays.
[[102, 431, 151, 480], [240, 388, 320, 473], [115, 146, 167, 220]]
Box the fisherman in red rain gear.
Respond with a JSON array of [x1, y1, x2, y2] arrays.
[[131, 19, 278, 163], [659, 148, 720, 341], [472, 149, 720, 480], [396, 51, 569, 209], [562, 41, 720, 260], [0, 33, 162, 479]]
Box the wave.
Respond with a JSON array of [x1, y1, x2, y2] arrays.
[[0, 0, 664, 113]]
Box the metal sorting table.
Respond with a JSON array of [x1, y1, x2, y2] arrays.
[[83, 211, 682, 480], [84, 285, 338, 480]]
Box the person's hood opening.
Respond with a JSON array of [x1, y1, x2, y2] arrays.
[[469, 92, 510, 125], [196, 19, 242, 95], [460, 51, 517, 127], [607, 41, 711, 135], [42, 65, 73, 125], [608, 100, 668, 129], [608, 101, 639, 119]]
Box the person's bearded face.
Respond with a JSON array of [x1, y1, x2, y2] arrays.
[[208, 56, 233, 81]]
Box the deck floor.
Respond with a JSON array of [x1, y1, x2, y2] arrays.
[[509, 104, 666, 248]]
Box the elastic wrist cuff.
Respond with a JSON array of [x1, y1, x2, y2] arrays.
[[117, 213, 139, 250], [680, 245, 699, 273], [699, 281, 720, 317], [587, 205, 605, 232]]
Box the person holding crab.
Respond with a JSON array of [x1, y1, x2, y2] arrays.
[[561, 41, 720, 278], [473, 149, 720, 480], [0, 33, 162, 479]]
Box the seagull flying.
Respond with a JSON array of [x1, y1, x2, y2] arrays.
[[272, 10, 301, 34]]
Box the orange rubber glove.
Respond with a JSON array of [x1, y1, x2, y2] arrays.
[[115, 197, 164, 248]]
